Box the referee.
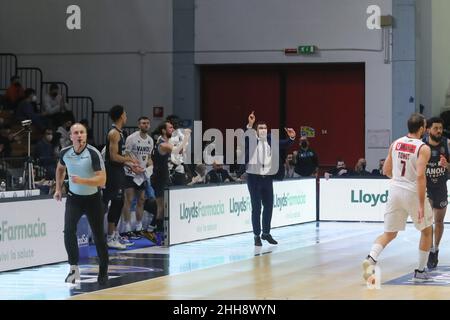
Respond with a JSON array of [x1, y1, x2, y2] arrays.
[[54, 123, 109, 285]]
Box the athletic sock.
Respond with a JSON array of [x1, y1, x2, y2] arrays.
[[369, 243, 384, 262]]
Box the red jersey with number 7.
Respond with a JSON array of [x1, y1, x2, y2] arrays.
[[391, 136, 425, 192]]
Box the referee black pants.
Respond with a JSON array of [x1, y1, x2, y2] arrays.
[[64, 191, 108, 275], [246, 173, 274, 236]]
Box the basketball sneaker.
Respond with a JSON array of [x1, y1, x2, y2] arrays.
[[117, 233, 134, 247], [141, 230, 157, 243], [412, 269, 433, 282], [427, 250, 439, 269], [107, 235, 126, 250], [362, 255, 377, 281], [65, 265, 80, 284]]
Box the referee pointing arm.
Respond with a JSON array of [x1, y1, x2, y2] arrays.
[[54, 123, 109, 285]]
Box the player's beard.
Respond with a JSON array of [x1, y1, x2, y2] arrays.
[[430, 133, 442, 143]]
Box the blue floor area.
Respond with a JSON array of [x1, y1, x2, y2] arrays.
[[0, 222, 382, 300], [88, 237, 154, 257], [385, 266, 450, 286]]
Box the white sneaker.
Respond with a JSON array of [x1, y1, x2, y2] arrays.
[[107, 235, 126, 250], [362, 256, 376, 281], [115, 232, 134, 247], [65, 265, 80, 283]]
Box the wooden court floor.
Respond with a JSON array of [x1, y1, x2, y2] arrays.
[[72, 223, 450, 300]]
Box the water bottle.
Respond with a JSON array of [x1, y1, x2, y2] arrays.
[[0, 180, 6, 192]]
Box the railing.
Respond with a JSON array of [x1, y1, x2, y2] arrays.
[[68, 96, 94, 125], [93, 111, 111, 148], [0, 54, 18, 91], [122, 126, 137, 138], [16, 67, 43, 103], [41, 81, 69, 104]]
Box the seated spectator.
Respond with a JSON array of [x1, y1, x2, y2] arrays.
[[16, 88, 47, 130], [371, 158, 386, 177], [56, 117, 73, 149], [285, 154, 295, 178], [293, 136, 319, 177], [206, 161, 235, 183], [0, 125, 13, 158], [188, 164, 207, 186], [4, 76, 24, 110], [352, 158, 371, 176], [42, 84, 72, 127], [34, 128, 59, 179], [325, 159, 353, 179]]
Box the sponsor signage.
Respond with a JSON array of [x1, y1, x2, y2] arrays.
[[320, 179, 450, 222], [0, 199, 67, 272], [0, 190, 40, 199], [168, 179, 316, 245]]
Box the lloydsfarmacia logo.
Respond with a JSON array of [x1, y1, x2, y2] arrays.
[[180, 201, 225, 223], [0, 218, 47, 242], [351, 190, 388, 207]]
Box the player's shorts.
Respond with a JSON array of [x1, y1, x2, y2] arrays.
[[427, 185, 448, 209], [384, 186, 433, 232], [103, 164, 125, 202], [151, 174, 169, 198], [124, 176, 147, 191]]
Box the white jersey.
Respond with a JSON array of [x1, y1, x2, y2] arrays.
[[390, 136, 425, 192], [124, 131, 154, 182]]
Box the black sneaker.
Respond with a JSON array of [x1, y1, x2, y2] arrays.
[[126, 231, 142, 240], [261, 234, 278, 245], [427, 250, 439, 269], [254, 236, 262, 247], [98, 274, 108, 285]]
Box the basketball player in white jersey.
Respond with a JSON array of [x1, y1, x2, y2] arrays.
[[121, 116, 154, 239], [362, 113, 433, 282]]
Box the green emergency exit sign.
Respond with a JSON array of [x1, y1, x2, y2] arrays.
[[298, 45, 316, 54]]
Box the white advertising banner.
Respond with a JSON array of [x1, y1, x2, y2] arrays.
[[320, 179, 450, 222], [167, 179, 316, 245], [0, 198, 67, 272], [0, 190, 40, 199]]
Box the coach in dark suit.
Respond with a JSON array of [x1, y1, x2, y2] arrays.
[[244, 112, 296, 246]]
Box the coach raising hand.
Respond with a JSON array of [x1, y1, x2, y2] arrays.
[[244, 111, 296, 246], [55, 123, 109, 285]]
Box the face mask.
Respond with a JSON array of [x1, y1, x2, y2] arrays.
[[46, 134, 53, 141], [301, 142, 308, 148], [31, 95, 37, 102], [361, 163, 366, 170], [50, 92, 58, 98]]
